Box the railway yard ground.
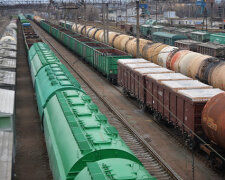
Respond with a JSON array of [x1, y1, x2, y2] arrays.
[[27, 20, 224, 180], [14, 22, 52, 179]]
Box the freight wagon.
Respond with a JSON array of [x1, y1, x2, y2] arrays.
[[118, 58, 225, 167], [210, 33, 225, 44], [174, 28, 192, 39], [190, 31, 210, 42], [140, 24, 152, 38], [196, 42, 225, 59], [0, 20, 17, 180], [174, 39, 200, 52], [151, 25, 164, 34], [152, 32, 188, 46], [22, 25, 42, 50], [18, 14, 30, 26]]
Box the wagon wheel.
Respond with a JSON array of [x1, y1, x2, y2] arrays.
[[138, 102, 145, 111], [209, 153, 217, 169]]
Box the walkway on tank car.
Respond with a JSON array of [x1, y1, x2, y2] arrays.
[[14, 21, 52, 179]]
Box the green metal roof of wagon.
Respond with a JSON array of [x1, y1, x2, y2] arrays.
[[210, 33, 225, 37], [75, 159, 156, 180], [153, 31, 188, 39], [29, 43, 61, 81], [152, 25, 164, 29], [191, 31, 209, 35], [35, 63, 84, 116], [145, 19, 157, 26], [43, 89, 143, 179], [141, 24, 152, 27]]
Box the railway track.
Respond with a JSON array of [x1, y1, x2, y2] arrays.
[[31, 21, 181, 180], [15, 21, 52, 179]]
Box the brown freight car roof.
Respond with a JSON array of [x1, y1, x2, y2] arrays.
[[147, 73, 191, 82], [135, 67, 173, 75], [117, 58, 147, 64], [161, 80, 211, 91], [126, 63, 159, 69], [178, 88, 224, 102]]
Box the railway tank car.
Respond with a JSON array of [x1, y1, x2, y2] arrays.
[[43, 86, 153, 179], [202, 92, 225, 151]]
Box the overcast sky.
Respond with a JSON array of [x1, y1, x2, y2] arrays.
[[0, 0, 224, 5]]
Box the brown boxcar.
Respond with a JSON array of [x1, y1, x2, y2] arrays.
[[156, 80, 211, 127], [177, 89, 223, 135], [117, 58, 148, 86], [145, 73, 192, 120], [196, 42, 225, 58], [174, 39, 200, 52], [124, 63, 159, 94], [133, 68, 173, 105]]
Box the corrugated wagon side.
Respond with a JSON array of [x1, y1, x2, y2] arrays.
[[93, 48, 132, 82], [81, 42, 112, 64]]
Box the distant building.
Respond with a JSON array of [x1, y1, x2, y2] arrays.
[[164, 11, 177, 19], [108, 7, 142, 21]]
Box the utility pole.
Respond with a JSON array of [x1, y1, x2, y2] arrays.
[[106, 3, 109, 44], [210, 1, 214, 28], [136, 0, 140, 58], [126, 3, 128, 24], [64, 10, 66, 29], [103, 3, 106, 43], [156, 0, 158, 23], [223, 5, 225, 29], [75, 8, 78, 33], [84, 2, 87, 36]]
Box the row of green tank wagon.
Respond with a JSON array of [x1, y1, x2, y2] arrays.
[[24, 17, 155, 180], [33, 16, 225, 167], [0, 20, 17, 180], [56, 20, 225, 91]]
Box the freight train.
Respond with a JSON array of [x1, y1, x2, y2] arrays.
[[120, 22, 225, 58], [19, 15, 155, 180], [61, 20, 225, 59], [18, 14, 30, 26], [0, 19, 17, 180], [55, 19, 225, 91], [32, 16, 225, 168], [127, 22, 225, 44]]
